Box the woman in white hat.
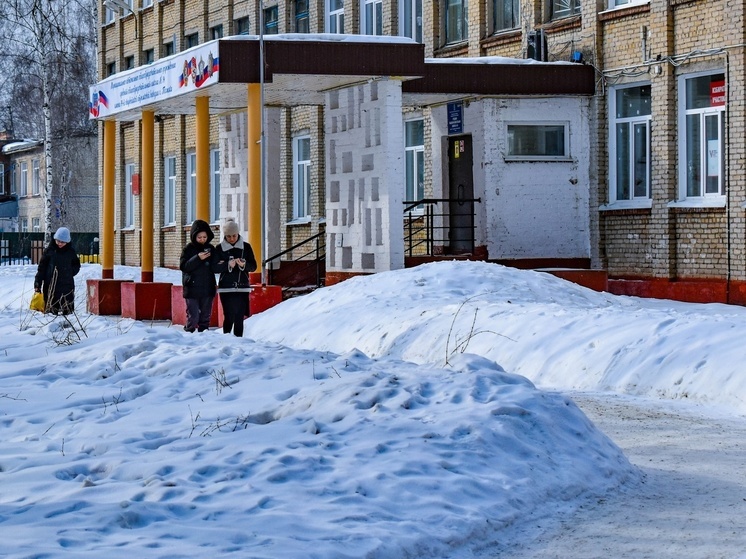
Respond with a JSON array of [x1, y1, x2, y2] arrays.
[[214, 219, 257, 337], [34, 227, 81, 315]]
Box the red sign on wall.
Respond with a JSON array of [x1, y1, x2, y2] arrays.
[[711, 80, 726, 107], [132, 173, 140, 195]]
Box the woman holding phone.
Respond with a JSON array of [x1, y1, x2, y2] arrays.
[[214, 219, 257, 337], [179, 219, 217, 332]]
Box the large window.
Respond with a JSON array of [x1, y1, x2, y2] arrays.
[[551, 0, 580, 19], [20, 162, 28, 197], [295, 0, 310, 32], [610, 84, 651, 203], [211, 149, 221, 223], [493, 0, 519, 32], [186, 152, 197, 223], [327, 0, 344, 33], [445, 0, 467, 44], [506, 123, 569, 160], [400, 0, 422, 42], [679, 73, 726, 199], [405, 120, 424, 203], [164, 156, 176, 226], [32, 159, 40, 195], [362, 0, 383, 36], [125, 163, 135, 228], [293, 135, 311, 219]]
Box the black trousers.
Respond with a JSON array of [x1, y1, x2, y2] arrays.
[[219, 291, 249, 337]]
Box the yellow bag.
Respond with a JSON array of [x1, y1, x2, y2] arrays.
[[30, 291, 45, 312]]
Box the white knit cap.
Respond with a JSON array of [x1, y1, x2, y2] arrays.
[[54, 227, 71, 243], [223, 220, 239, 237]]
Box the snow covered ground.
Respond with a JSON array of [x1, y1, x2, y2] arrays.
[[0, 261, 744, 558]]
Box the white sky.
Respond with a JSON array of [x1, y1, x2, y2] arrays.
[[0, 261, 744, 558]]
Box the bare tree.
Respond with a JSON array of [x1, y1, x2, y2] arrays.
[[0, 0, 97, 242]]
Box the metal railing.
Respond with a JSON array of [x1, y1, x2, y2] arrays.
[[0, 232, 100, 265], [263, 231, 326, 289], [403, 197, 481, 257]]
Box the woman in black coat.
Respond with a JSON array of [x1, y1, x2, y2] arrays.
[[214, 219, 257, 337], [34, 227, 81, 315], [179, 219, 217, 332]]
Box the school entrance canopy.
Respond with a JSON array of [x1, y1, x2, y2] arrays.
[[88, 34, 594, 317]]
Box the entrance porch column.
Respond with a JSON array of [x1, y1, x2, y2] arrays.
[[247, 83, 262, 266], [196, 96, 210, 222], [102, 119, 115, 279]]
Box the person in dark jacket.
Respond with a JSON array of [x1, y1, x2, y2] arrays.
[[179, 219, 217, 332], [214, 219, 257, 337], [34, 227, 81, 315]]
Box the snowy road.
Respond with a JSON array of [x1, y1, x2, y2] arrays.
[[479, 393, 746, 559]]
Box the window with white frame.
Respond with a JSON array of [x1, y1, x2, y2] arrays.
[[20, 162, 28, 196], [362, 0, 383, 35], [609, 84, 651, 203], [10, 164, 15, 195], [609, 0, 648, 8], [142, 0, 153, 8], [506, 123, 569, 160], [211, 149, 221, 223], [400, 0, 422, 42], [551, 0, 580, 19], [327, 0, 344, 33], [32, 159, 40, 195], [444, 0, 467, 44], [32, 217, 40, 232], [678, 73, 726, 199], [125, 163, 135, 228], [493, 0, 519, 32], [103, 1, 115, 24], [293, 135, 311, 219], [405, 120, 424, 204], [186, 152, 197, 223], [21, 218, 28, 232], [164, 156, 176, 226]]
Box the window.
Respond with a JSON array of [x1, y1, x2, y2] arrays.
[[32, 159, 40, 195], [163, 41, 174, 57], [293, 135, 311, 219], [493, 0, 518, 32], [264, 6, 279, 34], [211, 24, 224, 39], [445, 0, 467, 44], [610, 84, 651, 203], [235, 16, 250, 35], [327, 0, 344, 33], [21, 218, 28, 232], [610, 0, 648, 7], [551, 0, 580, 19], [400, 0, 422, 42], [506, 123, 569, 160], [10, 164, 16, 195], [186, 152, 197, 223], [0, 163, 4, 194], [362, 0, 383, 35], [679, 72, 726, 198], [106, 61, 116, 76], [142, 0, 153, 7], [295, 0, 309, 32], [125, 163, 135, 228], [104, 2, 115, 24], [143, 48, 154, 64], [211, 149, 221, 222], [124, 55, 135, 70], [32, 217, 40, 233], [164, 156, 176, 226], [185, 33, 199, 49], [20, 162, 28, 197], [405, 120, 424, 203]]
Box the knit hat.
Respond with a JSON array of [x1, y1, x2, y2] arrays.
[[54, 227, 71, 243], [223, 220, 239, 237]]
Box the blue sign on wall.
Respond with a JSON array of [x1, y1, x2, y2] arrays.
[[447, 101, 463, 135]]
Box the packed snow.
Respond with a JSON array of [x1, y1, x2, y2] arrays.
[[0, 260, 743, 558]]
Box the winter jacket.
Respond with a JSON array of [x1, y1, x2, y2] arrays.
[[179, 219, 217, 299], [214, 235, 257, 289], [34, 241, 81, 314]]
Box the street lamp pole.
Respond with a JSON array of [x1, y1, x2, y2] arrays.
[[259, 0, 267, 285]]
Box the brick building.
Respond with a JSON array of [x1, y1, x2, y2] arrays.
[[95, 0, 742, 304]]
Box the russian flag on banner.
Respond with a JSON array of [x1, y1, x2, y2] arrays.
[[89, 90, 110, 117], [99, 91, 109, 108]]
